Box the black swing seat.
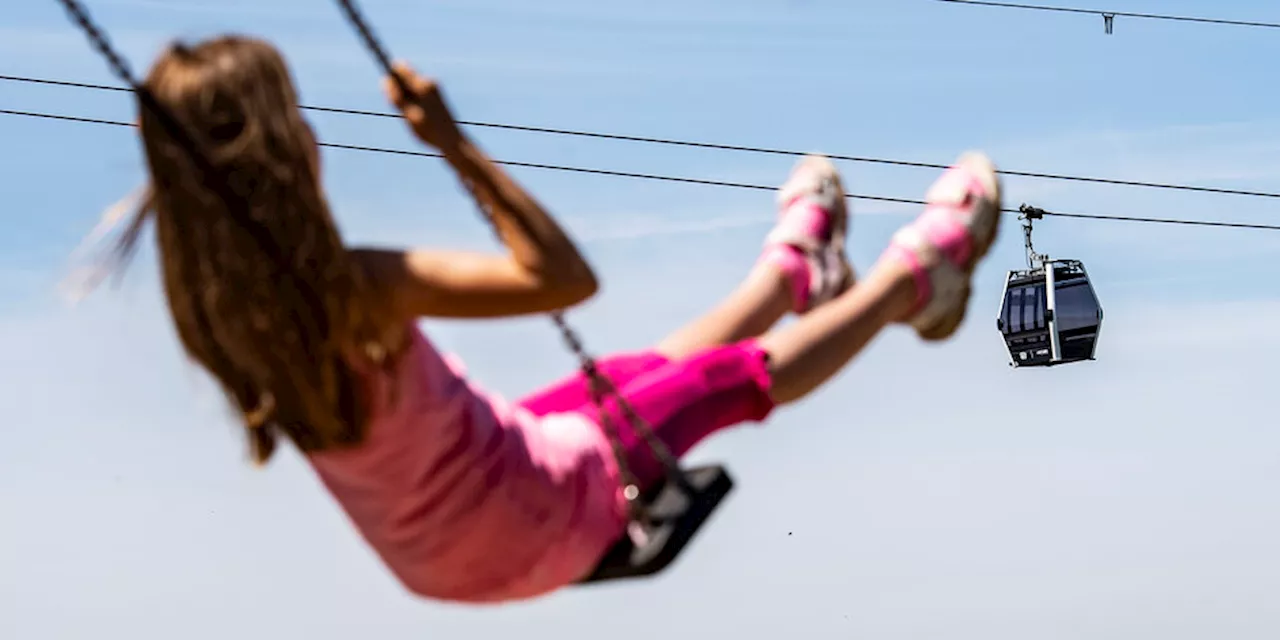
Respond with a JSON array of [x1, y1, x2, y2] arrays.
[[577, 465, 734, 584]]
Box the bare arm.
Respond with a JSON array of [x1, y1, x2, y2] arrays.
[[443, 136, 598, 295], [353, 244, 596, 320], [361, 66, 598, 320]]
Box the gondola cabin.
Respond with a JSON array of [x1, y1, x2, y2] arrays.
[[997, 258, 1103, 368]]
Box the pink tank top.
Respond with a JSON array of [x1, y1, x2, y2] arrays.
[[305, 327, 627, 603]]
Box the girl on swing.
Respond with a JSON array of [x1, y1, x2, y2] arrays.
[[96, 36, 1002, 603]]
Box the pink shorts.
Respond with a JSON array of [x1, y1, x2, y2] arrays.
[[516, 340, 777, 488]]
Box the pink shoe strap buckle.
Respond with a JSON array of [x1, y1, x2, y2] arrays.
[[776, 196, 833, 242], [918, 171, 988, 267]]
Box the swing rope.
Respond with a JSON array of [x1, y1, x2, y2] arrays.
[[52, 0, 691, 524], [330, 0, 692, 507]]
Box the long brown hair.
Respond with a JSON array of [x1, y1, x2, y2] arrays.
[[94, 35, 398, 464]]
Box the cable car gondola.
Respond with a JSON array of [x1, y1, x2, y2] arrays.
[[997, 205, 1103, 368]]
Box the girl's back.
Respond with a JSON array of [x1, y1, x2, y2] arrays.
[[307, 325, 626, 602], [88, 35, 622, 602]]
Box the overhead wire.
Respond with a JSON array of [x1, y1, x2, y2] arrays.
[[934, 0, 1280, 30], [4, 72, 1280, 201], [4, 105, 1279, 231]]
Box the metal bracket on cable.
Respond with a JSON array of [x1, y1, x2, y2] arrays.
[[1018, 204, 1050, 269], [1103, 13, 1115, 34]]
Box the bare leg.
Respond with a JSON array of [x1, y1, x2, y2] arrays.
[[762, 259, 916, 404], [763, 151, 1003, 404], [656, 155, 854, 360], [655, 261, 793, 360]]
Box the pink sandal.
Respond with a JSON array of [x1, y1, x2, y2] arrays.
[[761, 154, 855, 314], [882, 151, 1003, 341]]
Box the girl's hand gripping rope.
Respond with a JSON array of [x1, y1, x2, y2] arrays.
[[383, 61, 465, 153]]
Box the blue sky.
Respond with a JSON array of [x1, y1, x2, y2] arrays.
[[3, 0, 1280, 638]]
